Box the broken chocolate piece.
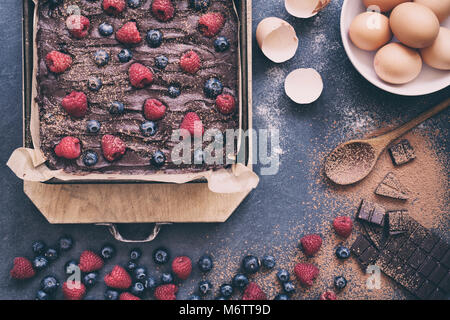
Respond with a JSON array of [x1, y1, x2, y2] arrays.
[[375, 172, 409, 200], [351, 234, 372, 256], [362, 222, 387, 250], [387, 210, 419, 236], [351, 235, 380, 268], [356, 199, 386, 227], [388, 139, 416, 166]]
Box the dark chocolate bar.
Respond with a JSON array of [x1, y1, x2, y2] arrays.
[[357, 199, 386, 227], [387, 210, 420, 235], [375, 172, 409, 200], [362, 222, 387, 250], [388, 139, 416, 166], [351, 235, 379, 268]]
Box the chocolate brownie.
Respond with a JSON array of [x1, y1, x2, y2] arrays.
[[35, 0, 239, 174]]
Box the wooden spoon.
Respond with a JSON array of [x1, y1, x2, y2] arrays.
[[325, 98, 450, 185]]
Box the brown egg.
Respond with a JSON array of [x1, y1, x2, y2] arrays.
[[414, 0, 450, 22], [420, 27, 450, 70], [349, 12, 392, 51], [363, 0, 410, 12], [374, 43, 422, 84], [390, 3, 440, 48]]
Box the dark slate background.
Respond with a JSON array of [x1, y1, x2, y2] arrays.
[[0, 0, 448, 300]]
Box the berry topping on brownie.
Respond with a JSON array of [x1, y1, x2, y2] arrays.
[[189, 0, 210, 11], [54, 137, 81, 160], [82, 151, 99, 166], [168, 84, 181, 98], [109, 101, 125, 115], [180, 112, 204, 137], [216, 94, 236, 114], [198, 12, 225, 38], [151, 150, 166, 167], [155, 55, 168, 69], [61, 91, 88, 118], [140, 121, 158, 136], [45, 51, 72, 73], [127, 0, 142, 9], [151, 0, 175, 22], [204, 77, 223, 98], [86, 119, 101, 133], [102, 0, 126, 15], [66, 15, 90, 39], [101, 135, 126, 162], [118, 48, 133, 63], [129, 63, 153, 88], [180, 50, 201, 74], [116, 21, 142, 44], [93, 49, 110, 67], [214, 36, 230, 52], [98, 22, 114, 37], [146, 29, 163, 48], [144, 99, 167, 121], [87, 76, 102, 91]]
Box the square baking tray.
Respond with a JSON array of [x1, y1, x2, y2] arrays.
[[22, 0, 251, 184]]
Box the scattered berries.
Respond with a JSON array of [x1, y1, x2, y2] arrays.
[[198, 255, 213, 272], [155, 55, 168, 69], [126, 261, 138, 273], [118, 48, 133, 63], [102, 0, 126, 15], [64, 260, 79, 276], [300, 234, 322, 257], [167, 84, 181, 98], [172, 256, 192, 280], [274, 294, 289, 300], [54, 136, 81, 160], [180, 112, 204, 137], [204, 77, 223, 98], [45, 50, 72, 73], [216, 94, 236, 114], [120, 292, 141, 300], [44, 248, 58, 262], [335, 245, 351, 260], [153, 247, 170, 264], [78, 250, 104, 273], [62, 281, 86, 300], [320, 290, 337, 300], [82, 272, 98, 288], [161, 272, 174, 284], [87, 120, 101, 134], [105, 289, 120, 300], [140, 121, 157, 136], [262, 255, 276, 269], [214, 36, 230, 52], [101, 134, 126, 162], [104, 265, 132, 289], [180, 51, 201, 74], [276, 269, 290, 283], [189, 0, 210, 11], [32, 241, 47, 255], [133, 266, 148, 281], [151, 150, 166, 167], [282, 281, 296, 295], [242, 282, 267, 300], [82, 150, 99, 166], [129, 63, 153, 88], [98, 22, 114, 36], [144, 99, 166, 121], [146, 29, 163, 47], [145, 276, 158, 291], [10, 257, 35, 280], [130, 282, 146, 296], [58, 235, 73, 251], [116, 21, 142, 44], [62, 91, 88, 118], [129, 248, 142, 261], [127, 0, 142, 8], [294, 263, 319, 287], [242, 255, 260, 274], [36, 290, 50, 300], [334, 276, 347, 291], [232, 273, 249, 290], [93, 49, 110, 67], [66, 15, 90, 39], [198, 280, 213, 296], [32, 256, 49, 271], [109, 101, 125, 115], [220, 284, 233, 298], [198, 12, 225, 38], [99, 244, 115, 260], [333, 216, 353, 238], [151, 0, 175, 22], [87, 76, 102, 91], [154, 284, 178, 300]]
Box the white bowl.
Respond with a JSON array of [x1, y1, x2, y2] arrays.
[[340, 0, 450, 96]]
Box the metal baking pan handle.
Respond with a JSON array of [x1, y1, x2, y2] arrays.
[[96, 223, 171, 243]]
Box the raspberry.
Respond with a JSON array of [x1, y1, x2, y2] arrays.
[[45, 50, 72, 73], [116, 21, 142, 44], [66, 15, 90, 39], [104, 265, 132, 289], [144, 99, 166, 121], [129, 63, 153, 88], [300, 234, 322, 257], [215, 94, 236, 114], [102, 0, 126, 15], [172, 256, 192, 280], [101, 135, 126, 162], [198, 12, 225, 38], [154, 284, 178, 300], [61, 91, 88, 118], [119, 292, 141, 300], [333, 216, 353, 238], [151, 0, 175, 22], [180, 112, 204, 137], [320, 290, 337, 300], [54, 137, 81, 160], [242, 282, 267, 300], [10, 257, 35, 280], [180, 50, 201, 74], [63, 281, 86, 300], [294, 263, 319, 287], [78, 250, 104, 273]]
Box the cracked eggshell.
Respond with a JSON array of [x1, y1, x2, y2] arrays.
[[256, 17, 299, 63], [284, 68, 323, 104], [285, 0, 331, 18]]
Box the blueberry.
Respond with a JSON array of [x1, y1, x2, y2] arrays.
[[87, 120, 101, 134], [146, 29, 163, 48], [83, 272, 98, 288], [44, 248, 58, 262], [109, 101, 125, 115], [282, 281, 296, 295], [64, 260, 79, 275], [334, 276, 347, 291], [232, 273, 249, 290], [274, 294, 289, 300], [144, 276, 158, 292], [87, 76, 102, 91], [262, 255, 276, 269], [127, 0, 141, 8], [153, 247, 170, 264], [204, 77, 223, 98], [242, 255, 260, 274], [32, 241, 47, 255], [104, 289, 119, 300], [276, 269, 290, 283], [167, 84, 181, 98], [94, 49, 110, 67], [126, 260, 138, 273], [151, 150, 166, 167], [219, 284, 233, 298], [36, 290, 51, 300], [335, 245, 351, 260], [82, 150, 99, 167], [41, 275, 60, 294], [58, 235, 73, 251], [188, 294, 201, 300], [155, 55, 168, 69], [140, 121, 157, 136], [130, 248, 142, 261], [118, 48, 133, 63], [197, 255, 213, 272], [189, 0, 210, 11], [198, 280, 212, 296], [193, 149, 205, 165], [161, 272, 174, 284], [214, 36, 230, 52], [133, 266, 148, 281], [98, 23, 114, 36], [131, 282, 146, 296], [100, 244, 115, 260]]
